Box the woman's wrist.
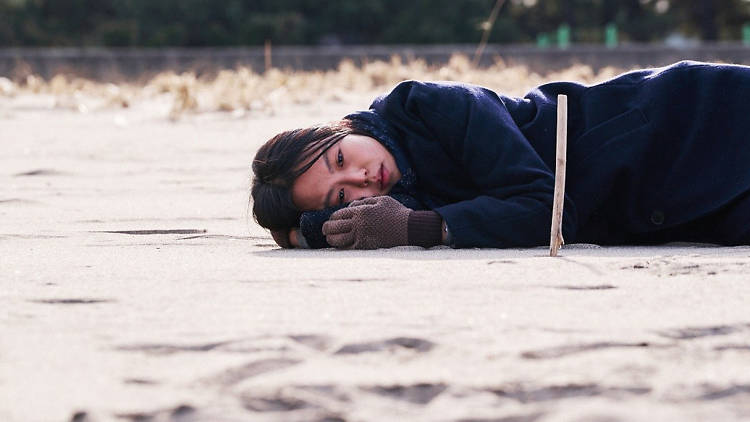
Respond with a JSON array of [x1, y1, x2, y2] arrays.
[[407, 211, 444, 247]]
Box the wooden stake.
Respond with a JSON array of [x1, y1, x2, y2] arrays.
[[550, 94, 568, 257]]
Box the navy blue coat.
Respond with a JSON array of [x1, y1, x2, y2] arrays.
[[369, 61, 750, 247]]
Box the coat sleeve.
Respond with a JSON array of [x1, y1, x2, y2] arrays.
[[370, 81, 577, 248]]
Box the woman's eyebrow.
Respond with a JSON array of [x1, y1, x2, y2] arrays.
[[322, 151, 334, 174]]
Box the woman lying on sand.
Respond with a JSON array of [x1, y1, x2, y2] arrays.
[[251, 60, 750, 249]]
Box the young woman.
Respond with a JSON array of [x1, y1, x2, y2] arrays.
[[251, 60, 750, 249]]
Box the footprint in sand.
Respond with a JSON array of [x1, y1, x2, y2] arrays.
[[551, 284, 617, 290], [334, 337, 435, 355], [454, 411, 546, 422], [621, 258, 749, 277], [520, 341, 666, 359], [115, 334, 329, 356], [698, 384, 750, 400], [289, 334, 332, 351], [13, 168, 68, 177], [488, 383, 651, 403], [207, 358, 301, 387], [361, 383, 447, 404], [114, 340, 231, 355], [95, 229, 207, 235], [239, 386, 347, 421], [30, 298, 114, 305], [113, 404, 196, 422], [656, 323, 750, 340], [241, 393, 314, 412], [0, 198, 40, 205]]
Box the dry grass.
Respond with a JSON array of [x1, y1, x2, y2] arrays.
[[0, 54, 625, 120]]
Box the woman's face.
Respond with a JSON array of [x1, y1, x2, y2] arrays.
[[292, 134, 402, 211]]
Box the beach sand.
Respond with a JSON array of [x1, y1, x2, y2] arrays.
[[2, 90, 750, 422]]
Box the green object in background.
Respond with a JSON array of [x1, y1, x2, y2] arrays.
[[743, 23, 750, 46], [557, 24, 570, 49], [537, 33, 551, 48], [605, 23, 618, 48]]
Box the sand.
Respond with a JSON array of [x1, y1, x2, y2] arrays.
[[2, 89, 750, 422]]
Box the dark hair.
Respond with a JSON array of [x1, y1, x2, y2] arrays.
[[251, 120, 368, 230]]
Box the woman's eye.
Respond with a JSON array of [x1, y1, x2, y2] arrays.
[[337, 150, 344, 167], [338, 188, 345, 204]]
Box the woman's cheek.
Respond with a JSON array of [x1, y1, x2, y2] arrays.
[[352, 187, 377, 202]]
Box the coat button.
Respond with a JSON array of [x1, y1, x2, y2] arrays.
[[650, 210, 665, 225]]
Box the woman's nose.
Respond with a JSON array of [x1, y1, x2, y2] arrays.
[[343, 168, 369, 187]]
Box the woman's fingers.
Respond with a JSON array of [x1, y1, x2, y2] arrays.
[[348, 196, 382, 207], [325, 230, 355, 248], [322, 218, 352, 236], [329, 206, 355, 221], [323, 209, 357, 248]]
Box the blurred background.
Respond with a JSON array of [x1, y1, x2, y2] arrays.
[[2, 0, 750, 117], [2, 0, 749, 47], [2, 0, 750, 80]]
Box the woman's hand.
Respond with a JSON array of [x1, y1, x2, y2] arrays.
[[270, 229, 292, 248], [288, 228, 300, 247], [270, 228, 305, 248], [322, 196, 410, 249]]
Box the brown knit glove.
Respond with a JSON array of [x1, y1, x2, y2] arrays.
[[322, 196, 443, 249]]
